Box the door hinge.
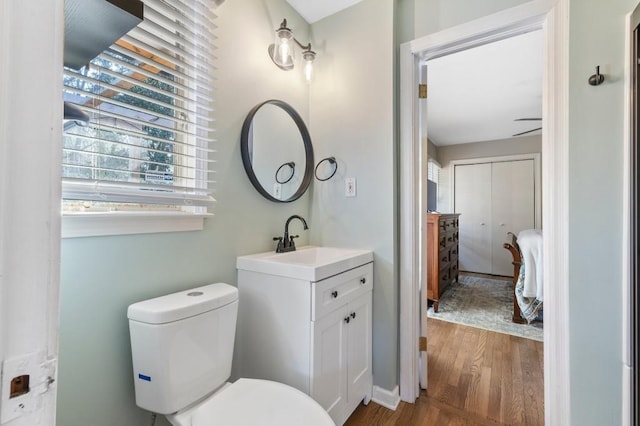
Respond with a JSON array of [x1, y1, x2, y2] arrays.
[[419, 336, 427, 352], [418, 84, 428, 99]]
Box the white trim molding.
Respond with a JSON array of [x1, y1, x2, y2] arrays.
[[622, 7, 636, 426], [399, 1, 571, 425], [399, 41, 421, 403], [371, 385, 401, 411], [541, 2, 571, 425], [62, 212, 210, 238]]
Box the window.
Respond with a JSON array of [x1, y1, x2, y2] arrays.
[[427, 159, 440, 184], [62, 0, 217, 235]]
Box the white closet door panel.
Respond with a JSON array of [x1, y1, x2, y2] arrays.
[[454, 163, 492, 274], [491, 160, 535, 276]]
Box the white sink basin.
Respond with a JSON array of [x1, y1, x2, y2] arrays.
[[236, 246, 373, 281]]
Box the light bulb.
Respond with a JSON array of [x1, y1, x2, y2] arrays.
[[277, 39, 290, 65], [302, 50, 315, 83], [304, 58, 313, 82], [273, 25, 293, 67]]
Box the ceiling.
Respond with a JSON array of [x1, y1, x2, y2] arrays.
[[426, 30, 543, 146], [285, 0, 363, 23]]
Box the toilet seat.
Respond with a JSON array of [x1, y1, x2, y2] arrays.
[[170, 378, 335, 426]]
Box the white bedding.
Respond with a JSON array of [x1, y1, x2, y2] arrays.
[[517, 229, 543, 301]]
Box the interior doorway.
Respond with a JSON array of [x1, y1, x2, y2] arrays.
[[399, 1, 571, 424]]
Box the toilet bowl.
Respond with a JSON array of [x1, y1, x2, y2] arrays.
[[167, 378, 333, 426], [127, 283, 334, 426]]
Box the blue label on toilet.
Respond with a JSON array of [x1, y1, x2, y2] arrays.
[[138, 374, 151, 382]]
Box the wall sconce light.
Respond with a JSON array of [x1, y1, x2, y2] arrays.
[[268, 19, 316, 82]]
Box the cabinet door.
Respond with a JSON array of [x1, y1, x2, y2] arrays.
[[454, 163, 492, 273], [346, 291, 373, 405], [311, 306, 348, 422], [491, 160, 535, 275]]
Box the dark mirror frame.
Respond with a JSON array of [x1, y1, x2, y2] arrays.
[[240, 100, 314, 203]]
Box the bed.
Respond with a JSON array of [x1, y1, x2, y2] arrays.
[[503, 230, 543, 324]]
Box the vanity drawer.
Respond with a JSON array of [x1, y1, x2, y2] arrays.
[[311, 263, 373, 320]]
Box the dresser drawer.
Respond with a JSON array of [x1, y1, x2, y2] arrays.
[[450, 262, 458, 278], [439, 249, 450, 265], [438, 268, 451, 291], [311, 263, 373, 320], [444, 218, 457, 229], [445, 231, 456, 247]]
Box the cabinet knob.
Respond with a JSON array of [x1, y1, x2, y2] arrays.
[[480, 222, 485, 226], [351, 312, 356, 319], [360, 277, 366, 285], [331, 290, 338, 298], [344, 316, 351, 324]]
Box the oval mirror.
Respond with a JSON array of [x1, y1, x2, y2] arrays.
[[241, 100, 314, 202]]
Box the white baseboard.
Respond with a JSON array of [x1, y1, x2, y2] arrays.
[[371, 385, 401, 411]]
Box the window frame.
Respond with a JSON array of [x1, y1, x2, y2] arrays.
[[61, 0, 217, 238]]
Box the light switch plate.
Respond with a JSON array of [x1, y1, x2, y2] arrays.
[[345, 177, 356, 197]]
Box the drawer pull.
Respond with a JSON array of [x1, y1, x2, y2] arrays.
[[360, 278, 366, 285], [331, 290, 338, 298], [344, 316, 351, 324], [351, 312, 356, 319]]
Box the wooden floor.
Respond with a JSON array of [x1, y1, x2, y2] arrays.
[[345, 319, 544, 425]]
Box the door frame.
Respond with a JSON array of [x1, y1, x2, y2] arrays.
[[398, 1, 571, 424], [624, 6, 639, 426]]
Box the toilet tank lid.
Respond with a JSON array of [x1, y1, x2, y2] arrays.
[[127, 283, 238, 324]]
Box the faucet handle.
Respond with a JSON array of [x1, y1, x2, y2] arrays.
[[273, 236, 284, 253], [290, 235, 299, 240]]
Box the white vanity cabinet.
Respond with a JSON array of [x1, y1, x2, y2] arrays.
[[236, 260, 373, 426]]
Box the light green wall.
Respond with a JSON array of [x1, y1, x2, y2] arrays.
[[56, 1, 313, 425], [568, 0, 634, 424], [308, 0, 397, 390]]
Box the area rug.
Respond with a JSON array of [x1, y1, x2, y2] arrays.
[[427, 274, 543, 341]]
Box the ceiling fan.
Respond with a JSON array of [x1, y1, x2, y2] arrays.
[[513, 118, 542, 137]]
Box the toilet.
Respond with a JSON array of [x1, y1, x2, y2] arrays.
[[127, 283, 335, 426]]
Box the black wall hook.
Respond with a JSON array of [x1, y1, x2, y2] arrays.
[[588, 66, 605, 86]]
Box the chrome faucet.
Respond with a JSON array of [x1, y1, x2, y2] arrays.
[[273, 215, 309, 253]]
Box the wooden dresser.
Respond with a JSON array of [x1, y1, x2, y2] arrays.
[[426, 213, 460, 312]]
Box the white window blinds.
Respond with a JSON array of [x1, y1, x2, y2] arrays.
[[427, 159, 440, 184], [62, 0, 217, 210]]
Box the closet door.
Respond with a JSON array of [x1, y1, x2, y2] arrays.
[[454, 163, 492, 274], [491, 159, 535, 276]]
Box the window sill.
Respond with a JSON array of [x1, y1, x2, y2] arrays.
[[61, 211, 212, 238]]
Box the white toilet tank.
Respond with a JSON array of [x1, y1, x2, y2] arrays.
[[127, 283, 238, 415]]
